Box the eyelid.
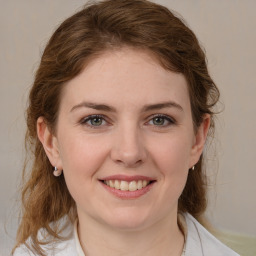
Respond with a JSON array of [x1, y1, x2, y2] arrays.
[[80, 114, 109, 128], [78, 113, 176, 128], [146, 114, 176, 126]]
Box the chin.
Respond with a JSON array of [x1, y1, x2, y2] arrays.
[[100, 207, 154, 231]]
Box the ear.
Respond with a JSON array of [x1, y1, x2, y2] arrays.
[[189, 114, 211, 168], [37, 117, 62, 170]]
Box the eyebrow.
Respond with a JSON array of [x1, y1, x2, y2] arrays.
[[70, 102, 116, 112], [142, 102, 183, 112], [70, 101, 183, 113]]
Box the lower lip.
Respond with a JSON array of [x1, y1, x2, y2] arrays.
[[100, 181, 155, 199]]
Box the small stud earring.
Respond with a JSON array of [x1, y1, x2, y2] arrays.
[[191, 166, 195, 171], [53, 166, 62, 177]]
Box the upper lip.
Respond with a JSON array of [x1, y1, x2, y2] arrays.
[[99, 175, 156, 182]]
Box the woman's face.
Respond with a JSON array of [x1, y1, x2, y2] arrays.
[[40, 48, 209, 230]]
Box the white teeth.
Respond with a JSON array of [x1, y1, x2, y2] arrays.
[[128, 181, 137, 191], [142, 180, 148, 188], [120, 181, 129, 190], [104, 180, 151, 191], [137, 180, 142, 190], [114, 180, 120, 189], [109, 180, 115, 188]]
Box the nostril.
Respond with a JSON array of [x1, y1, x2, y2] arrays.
[[110, 142, 147, 167]]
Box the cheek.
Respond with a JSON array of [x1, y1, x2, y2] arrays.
[[59, 133, 108, 170], [148, 135, 192, 199], [148, 134, 193, 173], [58, 134, 109, 192]]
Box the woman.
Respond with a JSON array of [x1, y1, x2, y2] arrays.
[[13, 0, 239, 255]]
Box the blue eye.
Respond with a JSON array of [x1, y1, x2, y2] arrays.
[[148, 115, 175, 126], [81, 115, 107, 127]]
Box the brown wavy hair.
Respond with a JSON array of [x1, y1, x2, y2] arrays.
[[13, 0, 219, 255]]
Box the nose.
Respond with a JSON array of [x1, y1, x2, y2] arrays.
[[110, 124, 147, 168]]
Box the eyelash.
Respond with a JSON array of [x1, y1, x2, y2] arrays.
[[146, 114, 176, 127], [80, 114, 108, 128], [80, 114, 176, 128]]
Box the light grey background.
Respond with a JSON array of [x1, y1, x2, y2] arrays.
[[1, 0, 256, 255]]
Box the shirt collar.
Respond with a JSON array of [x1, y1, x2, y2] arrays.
[[74, 215, 188, 256], [74, 219, 86, 256]]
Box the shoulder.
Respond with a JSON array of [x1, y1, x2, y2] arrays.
[[13, 237, 77, 256], [184, 213, 240, 256], [13, 244, 33, 256], [13, 220, 78, 256]]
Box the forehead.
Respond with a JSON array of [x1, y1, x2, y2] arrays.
[[60, 47, 190, 110]]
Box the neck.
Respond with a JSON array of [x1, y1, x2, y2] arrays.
[[77, 212, 184, 256]]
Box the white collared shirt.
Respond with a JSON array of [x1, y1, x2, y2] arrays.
[[13, 213, 240, 256]]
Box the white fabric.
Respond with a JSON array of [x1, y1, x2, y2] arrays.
[[184, 213, 240, 256], [13, 213, 240, 256]]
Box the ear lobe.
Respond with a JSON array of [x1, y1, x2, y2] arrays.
[[190, 114, 211, 167], [37, 117, 62, 169]]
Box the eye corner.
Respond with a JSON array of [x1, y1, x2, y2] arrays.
[[79, 114, 110, 128], [145, 114, 176, 127]]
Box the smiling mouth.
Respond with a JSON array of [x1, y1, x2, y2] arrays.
[[101, 180, 155, 191]]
